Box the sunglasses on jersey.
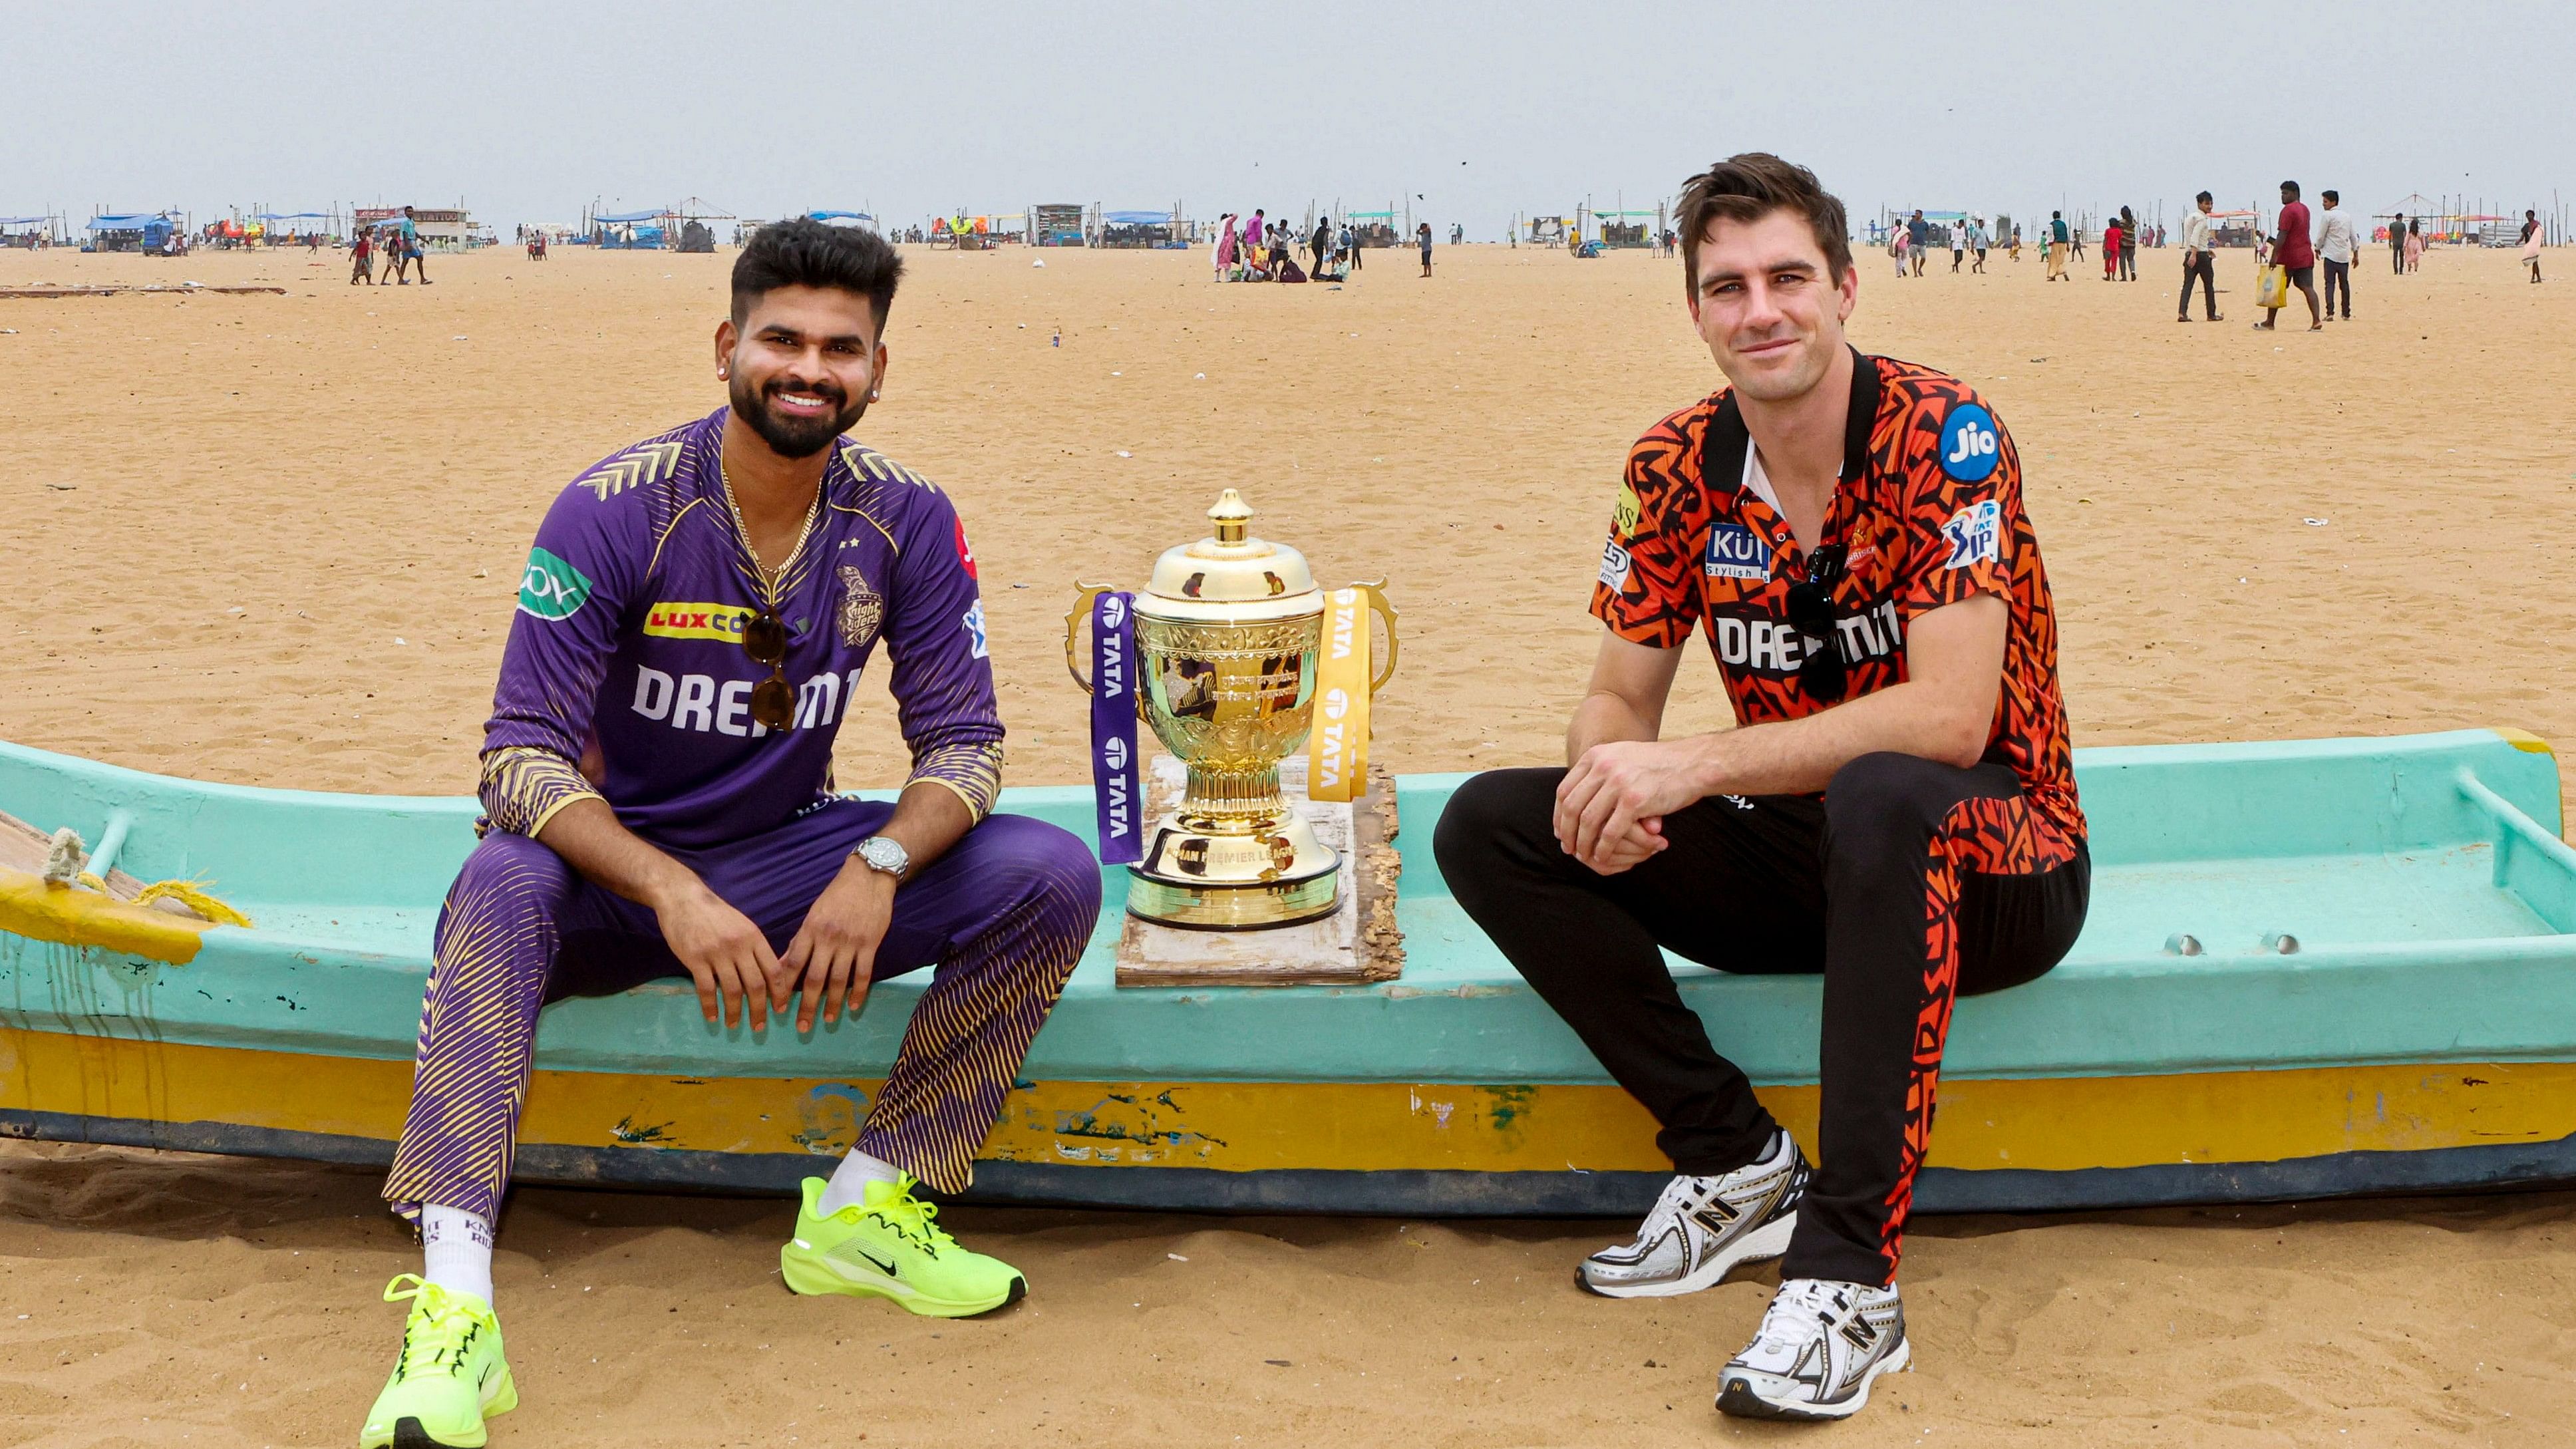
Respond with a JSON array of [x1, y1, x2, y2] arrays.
[[742, 608, 796, 730], [1785, 544, 1849, 703]]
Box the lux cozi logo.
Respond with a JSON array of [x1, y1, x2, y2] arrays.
[[643, 602, 756, 643]]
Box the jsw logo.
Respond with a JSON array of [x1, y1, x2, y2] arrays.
[[1945, 422, 1997, 467]]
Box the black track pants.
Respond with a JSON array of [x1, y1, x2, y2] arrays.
[[1433, 753, 2089, 1285]]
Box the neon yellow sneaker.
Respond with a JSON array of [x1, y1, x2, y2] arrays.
[[359, 1275, 517, 1449], [780, 1174, 1027, 1317]]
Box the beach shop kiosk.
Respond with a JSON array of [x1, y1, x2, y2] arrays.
[[0, 215, 67, 249], [1100, 208, 1185, 249], [84, 212, 182, 253]]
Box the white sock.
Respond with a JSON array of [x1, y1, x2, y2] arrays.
[[817, 1149, 903, 1216], [420, 1204, 496, 1306]]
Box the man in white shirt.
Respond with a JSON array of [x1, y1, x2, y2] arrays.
[[2316, 190, 2360, 322], [1949, 219, 1965, 272], [2175, 191, 2221, 322]]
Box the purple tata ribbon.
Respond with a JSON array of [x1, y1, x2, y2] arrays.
[[1089, 590, 1142, 865]]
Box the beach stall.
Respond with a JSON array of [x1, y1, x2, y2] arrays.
[[252, 211, 340, 247], [1028, 203, 1092, 247], [2209, 210, 2260, 248], [355, 206, 478, 251], [1581, 206, 1660, 249], [0, 214, 67, 249], [1099, 208, 1185, 249], [83, 212, 182, 253], [587, 207, 674, 249]]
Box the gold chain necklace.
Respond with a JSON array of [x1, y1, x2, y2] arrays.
[[718, 453, 822, 607]]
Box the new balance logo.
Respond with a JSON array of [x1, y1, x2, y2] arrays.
[[1692, 1201, 1742, 1235], [1840, 1317, 1879, 1351]]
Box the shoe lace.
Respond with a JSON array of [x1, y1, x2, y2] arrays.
[[1622, 1175, 1699, 1250], [1751, 1278, 1844, 1355], [869, 1174, 959, 1255], [382, 1275, 479, 1383]]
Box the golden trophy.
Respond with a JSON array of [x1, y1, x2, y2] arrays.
[[1068, 490, 1396, 929]]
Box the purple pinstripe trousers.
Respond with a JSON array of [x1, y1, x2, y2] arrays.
[[382, 797, 1101, 1219]]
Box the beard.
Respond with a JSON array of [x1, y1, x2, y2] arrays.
[[728, 371, 870, 459]]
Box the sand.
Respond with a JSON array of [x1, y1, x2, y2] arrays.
[[3, 239, 2575, 1445]]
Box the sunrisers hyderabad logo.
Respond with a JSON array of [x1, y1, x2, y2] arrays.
[[838, 565, 886, 647]]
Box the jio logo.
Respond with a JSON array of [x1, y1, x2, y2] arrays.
[[1939, 402, 2001, 482]]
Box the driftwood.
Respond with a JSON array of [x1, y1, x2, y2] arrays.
[[0, 285, 287, 299]]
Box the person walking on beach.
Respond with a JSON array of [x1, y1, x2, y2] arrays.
[[350, 228, 375, 285], [1417, 220, 1434, 276], [1436, 152, 2088, 1424], [2405, 215, 2424, 273], [1969, 216, 1989, 273], [2117, 206, 2139, 280], [2390, 213, 2408, 274], [2046, 210, 2069, 280], [353, 220, 1098, 1449], [1891, 223, 1909, 278], [1949, 218, 1965, 273], [2100, 213, 2123, 280], [404, 209, 431, 285], [2259, 180, 2322, 331], [2521, 210, 2544, 283], [2177, 191, 2221, 321], [1342, 222, 1361, 270], [1905, 210, 1929, 275], [2316, 190, 2358, 321], [1313, 216, 1332, 275]]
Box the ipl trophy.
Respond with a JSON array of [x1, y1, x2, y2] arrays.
[[1068, 490, 1396, 929]]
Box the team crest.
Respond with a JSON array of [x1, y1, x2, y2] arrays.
[[838, 565, 885, 647]]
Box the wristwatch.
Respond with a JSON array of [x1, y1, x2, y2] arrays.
[[852, 835, 909, 882]]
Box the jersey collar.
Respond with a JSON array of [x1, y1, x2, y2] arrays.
[[1701, 345, 1881, 508]]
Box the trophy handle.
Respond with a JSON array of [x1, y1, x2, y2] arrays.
[[1355, 580, 1399, 692], [1063, 583, 1113, 693]]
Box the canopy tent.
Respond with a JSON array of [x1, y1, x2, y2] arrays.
[[86, 213, 176, 231], [1102, 210, 1170, 226], [252, 211, 334, 221], [1100, 208, 1187, 249], [593, 208, 671, 224]]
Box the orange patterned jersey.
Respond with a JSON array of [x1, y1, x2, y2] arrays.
[[1590, 350, 2084, 844]]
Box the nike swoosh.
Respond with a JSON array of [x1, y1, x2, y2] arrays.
[[852, 1247, 901, 1278]]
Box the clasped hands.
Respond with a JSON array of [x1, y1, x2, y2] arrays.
[[1553, 738, 1706, 876], [653, 858, 892, 1033]]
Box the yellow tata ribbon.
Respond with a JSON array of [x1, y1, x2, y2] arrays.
[[1306, 587, 1371, 802]]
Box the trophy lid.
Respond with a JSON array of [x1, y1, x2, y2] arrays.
[[1141, 490, 1321, 619]]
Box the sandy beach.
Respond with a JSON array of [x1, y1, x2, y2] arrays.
[[5, 239, 2575, 1446]]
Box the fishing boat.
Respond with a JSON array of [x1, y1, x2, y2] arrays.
[[4, 728, 2572, 1217]]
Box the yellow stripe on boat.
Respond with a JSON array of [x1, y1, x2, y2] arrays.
[[3, 1031, 2569, 1176]]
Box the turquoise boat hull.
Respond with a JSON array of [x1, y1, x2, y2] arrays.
[[5, 729, 2574, 1216]]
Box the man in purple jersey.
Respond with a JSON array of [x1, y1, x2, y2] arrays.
[[360, 220, 1102, 1449]]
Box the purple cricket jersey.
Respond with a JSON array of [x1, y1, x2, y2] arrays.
[[479, 407, 1003, 852]]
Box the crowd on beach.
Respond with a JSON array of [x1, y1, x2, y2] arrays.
[[347, 207, 432, 286], [1209, 210, 1443, 282]]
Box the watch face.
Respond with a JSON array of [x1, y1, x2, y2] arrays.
[[861, 838, 906, 873]]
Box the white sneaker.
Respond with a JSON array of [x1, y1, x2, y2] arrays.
[[1715, 1277, 1911, 1420], [1576, 1130, 1806, 1298]]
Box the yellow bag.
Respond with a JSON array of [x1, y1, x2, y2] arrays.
[[2255, 263, 2289, 309]]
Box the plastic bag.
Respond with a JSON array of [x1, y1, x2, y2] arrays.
[[2255, 264, 2288, 309]]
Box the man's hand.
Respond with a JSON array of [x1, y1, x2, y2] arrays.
[[1555, 738, 1704, 875], [653, 880, 781, 1030], [770, 858, 896, 1032]]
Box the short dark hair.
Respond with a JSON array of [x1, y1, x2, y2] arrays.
[[2322, 189, 2339, 204], [2281, 180, 2301, 198], [2196, 190, 2213, 205], [1675, 152, 1852, 299], [731, 218, 904, 328]]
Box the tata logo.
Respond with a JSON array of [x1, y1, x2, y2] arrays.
[[1104, 735, 1128, 771], [1098, 609, 1128, 701], [516, 547, 593, 621], [1703, 523, 1772, 581], [1938, 402, 2001, 482], [1100, 593, 1127, 629]]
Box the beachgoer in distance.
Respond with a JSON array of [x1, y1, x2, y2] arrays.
[[2118, 206, 2139, 281], [351, 228, 374, 285], [2521, 210, 2543, 283], [1949, 217, 1964, 273], [1905, 210, 1928, 275], [2405, 214, 2424, 272], [1969, 216, 1988, 273], [2177, 191, 2222, 322], [1418, 221, 1434, 276], [2259, 180, 2322, 331], [354, 220, 1100, 1449], [2100, 214, 2123, 280], [1890, 222, 1907, 279], [2390, 212, 2408, 275], [1434, 152, 2088, 1423], [404, 207, 432, 285], [1342, 221, 1361, 270], [2316, 190, 2358, 321], [1313, 216, 1331, 274], [2046, 210, 2069, 280]]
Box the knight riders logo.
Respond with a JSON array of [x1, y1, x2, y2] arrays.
[[838, 565, 885, 647]]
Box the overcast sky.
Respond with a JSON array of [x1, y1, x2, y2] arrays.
[[9, 1, 2572, 233]]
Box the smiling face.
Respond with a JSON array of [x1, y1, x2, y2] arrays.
[[715, 285, 886, 460], [1685, 208, 1858, 404]]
